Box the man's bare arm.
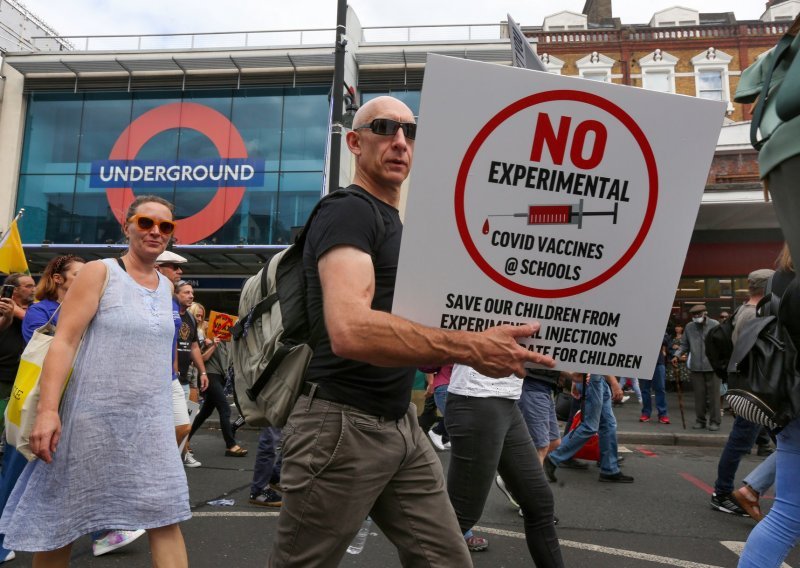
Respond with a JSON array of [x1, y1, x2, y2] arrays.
[[319, 245, 554, 378]]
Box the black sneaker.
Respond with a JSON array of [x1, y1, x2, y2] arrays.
[[710, 492, 748, 516], [544, 457, 558, 483], [249, 488, 282, 507], [561, 458, 589, 469], [599, 471, 634, 483]]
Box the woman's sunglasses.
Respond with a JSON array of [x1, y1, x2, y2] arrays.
[[353, 118, 417, 140], [128, 214, 177, 236]]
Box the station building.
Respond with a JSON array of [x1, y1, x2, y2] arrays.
[[0, 0, 795, 316]]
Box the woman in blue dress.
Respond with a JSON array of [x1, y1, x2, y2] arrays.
[[0, 195, 191, 566]]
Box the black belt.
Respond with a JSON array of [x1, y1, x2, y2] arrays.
[[301, 381, 339, 403], [300, 382, 397, 421]]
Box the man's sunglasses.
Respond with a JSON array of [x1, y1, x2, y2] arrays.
[[128, 214, 177, 236], [354, 118, 417, 140]]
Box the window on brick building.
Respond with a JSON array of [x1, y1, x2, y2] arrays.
[[639, 49, 678, 93], [576, 52, 614, 83], [691, 48, 732, 106], [697, 70, 723, 100], [644, 71, 671, 92]]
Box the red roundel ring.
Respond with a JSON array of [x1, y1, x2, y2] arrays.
[[106, 101, 247, 244], [454, 90, 659, 299]]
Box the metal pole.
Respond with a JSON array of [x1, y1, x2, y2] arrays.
[[327, 0, 348, 194]]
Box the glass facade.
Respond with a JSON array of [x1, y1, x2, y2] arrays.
[[17, 87, 329, 245], [672, 275, 749, 321], [362, 90, 421, 116]]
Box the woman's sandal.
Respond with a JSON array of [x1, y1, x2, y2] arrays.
[[225, 445, 248, 457], [733, 485, 763, 521]]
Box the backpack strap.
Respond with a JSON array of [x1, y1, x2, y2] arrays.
[[230, 292, 278, 341], [246, 344, 293, 401]]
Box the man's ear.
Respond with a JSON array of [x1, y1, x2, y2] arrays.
[[346, 130, 362, 156]]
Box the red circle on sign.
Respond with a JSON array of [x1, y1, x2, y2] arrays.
[[454, 90, 658, 299], [105, 102, 248, 244]]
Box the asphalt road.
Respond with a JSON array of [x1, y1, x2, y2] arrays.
[[10, 426, 800, 567]]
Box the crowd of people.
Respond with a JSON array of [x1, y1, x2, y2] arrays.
[[0, 78, 797, 567]]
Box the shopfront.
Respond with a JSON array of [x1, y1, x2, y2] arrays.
[[16, 87, 329, 248]]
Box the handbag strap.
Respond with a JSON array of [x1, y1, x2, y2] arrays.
[[750, 33, 796, 150]]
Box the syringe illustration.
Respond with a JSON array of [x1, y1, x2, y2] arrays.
[[482, 198, 618, 233]]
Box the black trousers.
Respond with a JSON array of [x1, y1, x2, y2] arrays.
[[445, 394, 564, 567], [189, 372, 236, 449]]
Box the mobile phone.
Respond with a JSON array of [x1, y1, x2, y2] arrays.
[[1, 284, 14, 299]]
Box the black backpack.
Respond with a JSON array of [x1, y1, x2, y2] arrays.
[[727, 279, 800, 431], [229, 186, 385, 427], [705, 306, 741, 382]]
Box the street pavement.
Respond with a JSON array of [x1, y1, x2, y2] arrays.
[[10, 386, 800, 567]]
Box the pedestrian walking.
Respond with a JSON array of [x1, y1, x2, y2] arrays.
[[0, 196, 190, 566]]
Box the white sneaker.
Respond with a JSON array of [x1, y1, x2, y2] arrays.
[[621, 395, 631, 403], [495, 475, 520, 509], [0, 550, 14, 563], [92, 529, 146, 557], [443, 441, 452, 450], [184, 452, 201, 468], [428, 430, 446, 451]]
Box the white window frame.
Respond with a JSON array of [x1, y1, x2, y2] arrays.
[[638, 49, 678, 93], [691, 48, 733, 111], [576, 52, 615, 82], [538, 52, 565, 75]]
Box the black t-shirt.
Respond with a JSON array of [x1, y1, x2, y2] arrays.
[[0, 317, 24, 383], [303, 186, 414, 419], [177, 311, 199, 384]]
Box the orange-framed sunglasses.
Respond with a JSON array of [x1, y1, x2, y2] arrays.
[[127, 214, 177, 236]]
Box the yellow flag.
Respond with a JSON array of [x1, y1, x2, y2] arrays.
[[0, 219, 29, 275]]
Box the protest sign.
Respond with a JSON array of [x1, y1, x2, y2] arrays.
[[393, 55, 725, 377], [207, 311, 238, 342], [507, 14, 547, 72]]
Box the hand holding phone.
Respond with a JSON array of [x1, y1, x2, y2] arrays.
[[1, 284, 14, 299]]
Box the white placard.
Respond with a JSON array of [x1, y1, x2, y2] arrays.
[[393, 55, 725, 377], [507, 13, 547, 72]]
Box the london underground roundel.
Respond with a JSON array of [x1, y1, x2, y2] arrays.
[[105, 102, 249, 244]]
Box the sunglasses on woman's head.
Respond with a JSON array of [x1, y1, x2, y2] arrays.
[[353, 118, 417, 140], [128, 214, 176, 236]]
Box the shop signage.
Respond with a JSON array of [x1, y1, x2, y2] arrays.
[[101, 102, 259, 244]]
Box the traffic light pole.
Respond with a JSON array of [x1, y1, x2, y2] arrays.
[[327, 0, 348, 194]]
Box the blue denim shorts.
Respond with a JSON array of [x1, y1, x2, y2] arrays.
[[518, 381, 560, 448]]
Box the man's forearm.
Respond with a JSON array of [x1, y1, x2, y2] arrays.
[[190, 345, 207, 374], [327, 308, 546, 379], [329, 309, 483, 368]]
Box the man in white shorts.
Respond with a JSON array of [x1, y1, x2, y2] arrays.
[[156, 251, 198, 467]]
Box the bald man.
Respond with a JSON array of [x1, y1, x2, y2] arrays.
[[269, 96, 554, 567]]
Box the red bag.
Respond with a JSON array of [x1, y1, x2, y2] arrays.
[[569, 410, 600, 462]]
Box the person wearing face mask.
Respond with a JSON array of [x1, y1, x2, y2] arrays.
[[671, 304, 721, 431]]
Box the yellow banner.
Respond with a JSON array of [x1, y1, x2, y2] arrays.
[[0, 219, 29, 275]]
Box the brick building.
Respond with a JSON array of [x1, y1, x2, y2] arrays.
[[517, 0, 798, 319]]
